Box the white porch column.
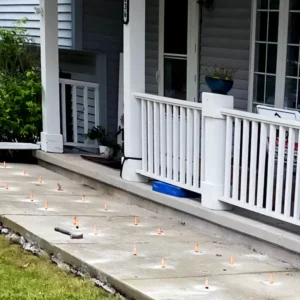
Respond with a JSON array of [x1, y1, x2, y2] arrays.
[[201, 93, 233, 210], [39, 0, 63, 153], [122, 0, 147, 182]]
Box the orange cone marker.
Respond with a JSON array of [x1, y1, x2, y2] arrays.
[[104, 203, 108, 211], [162, 258, 166, 268], [4, 182, 8, 190], [24, 169, 27, 175], [195, 243, 199, 253], [39, 176, 43, 184], [3, 161, 6, 168], [269, 274, 274, 284], [133, 246, 137, 256], [230, 256, 234, 265], [134, 216, 138, 226], [30, 193, 34, 202], [250, 298, 254, 300], [82, 195, 85, 202], [157, 227, 162, 235], [76, 219, 79, 229], [73, 216, 77, 225], [44, 201, 48, 210], [205, 278, 209, 289], [94, 225, 98, 236]]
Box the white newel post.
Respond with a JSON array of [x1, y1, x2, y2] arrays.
[[122, 0, 147, 182], [201, 93, 233, 210], [39, 0, 63, 153]]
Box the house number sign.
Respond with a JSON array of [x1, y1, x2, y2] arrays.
[[123, 0, 129, 24]]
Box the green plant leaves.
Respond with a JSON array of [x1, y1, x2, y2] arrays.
[[0, 20, 42, 143]]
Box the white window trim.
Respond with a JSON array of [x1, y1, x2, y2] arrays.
[[158, 0, 199, 102], [274, 0, 289, 108], [248, 0, 290, 111], [247, 0, 257, 112]]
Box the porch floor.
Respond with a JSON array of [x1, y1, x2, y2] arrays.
[[0, 163, 300, 299]]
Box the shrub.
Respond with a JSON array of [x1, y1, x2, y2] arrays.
[[0, 19, 39, 77], [0, 71, 42, 142], [0, 19, 42, 143]]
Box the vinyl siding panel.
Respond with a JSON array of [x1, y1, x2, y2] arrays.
[[0, 0, 73, 48], [199, 0, 252, 110], [82, 0, 123, 137]]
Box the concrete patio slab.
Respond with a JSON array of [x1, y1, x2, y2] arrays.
[[0, 163, 300, 300], [35, 151, 300, 257]]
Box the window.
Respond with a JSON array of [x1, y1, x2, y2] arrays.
[[251, 0, 300, 111], [163, 0, 188, 100]]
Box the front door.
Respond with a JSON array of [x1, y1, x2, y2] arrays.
[[158, 0, 199, 101]]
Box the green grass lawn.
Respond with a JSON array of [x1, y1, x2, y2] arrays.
[[0, 236, 119, 300]]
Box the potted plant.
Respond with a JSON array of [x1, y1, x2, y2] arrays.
[[205, 65, 236, 95], [86, 126, 121, 159]]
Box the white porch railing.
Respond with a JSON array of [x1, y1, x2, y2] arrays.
[[220, 108, 300, 226], [135, 93, 202, 193], [134, 92, 300, 227], [59, 78, 100, 147]]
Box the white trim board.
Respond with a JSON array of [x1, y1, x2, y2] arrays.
[[0, 143, 40, 150], [117, 53, 124, 146]]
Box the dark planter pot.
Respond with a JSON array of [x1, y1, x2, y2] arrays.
[[205, 76, 233, 95]]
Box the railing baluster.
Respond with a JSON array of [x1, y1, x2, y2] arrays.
[[257, 123, 267, 208], [249, 121, 258, 206], [147, 101, 154, 174], [167, 105, 173, 180], [160, 103, 166, 178], [186, 108, 194, 186], [224, 116, 233, 199], [83, 86, 88, 136], [153, 102, 160, 176], [240, 119, 249, 203], [173, 106, 179, 181], [275, 126, 286, 214], [94, 87, 100, 127], [180, 107, 186, 184], [294, 130, 300, 221], [72, 85, 78, 143], [193, 110, 201, 188], [141, 100, 147, 172], [233, 118, 241, 201], [266, 124, 276, 211], [60, 83, 67, 143], [284, 127, 295, 217]]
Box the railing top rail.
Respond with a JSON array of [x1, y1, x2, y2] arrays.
[[221, 107, 300, 129], [134, 92, 203, 110], [59, 78, 99, 89]]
